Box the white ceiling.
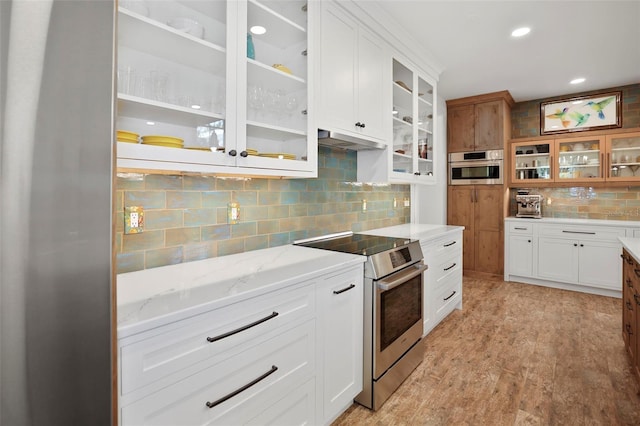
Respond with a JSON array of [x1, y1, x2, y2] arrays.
[[374, 0, 640, 102]]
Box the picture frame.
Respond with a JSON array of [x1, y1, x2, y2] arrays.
[[540, 91, 621, 135]]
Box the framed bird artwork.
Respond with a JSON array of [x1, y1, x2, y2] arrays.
[[540, 91, 621, 135]]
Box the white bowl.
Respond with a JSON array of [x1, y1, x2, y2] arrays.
[[167, 18, 204, 39]]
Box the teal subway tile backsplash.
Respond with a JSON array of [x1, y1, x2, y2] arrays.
[[115, 147, 411, 273]]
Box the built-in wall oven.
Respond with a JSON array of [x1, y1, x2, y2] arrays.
[[449, 149, 504, 185], [294, 232, 426, 410]]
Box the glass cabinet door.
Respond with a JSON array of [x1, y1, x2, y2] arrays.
[[117, 0, 229, 160], [243, 0, 310, 169], [392, 59, 414, 178], [607, 131, 640, 181], [417, 76, 434, 177], [391, 58, 435, 181], [555, 136, 605, 182], [512, 140, 553, 183]]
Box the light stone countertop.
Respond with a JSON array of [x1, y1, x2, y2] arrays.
[[362, 223, 464, 241], [117, 245, 364, 338], [505, 217, 640, 228], [620, 237, 640, 263]]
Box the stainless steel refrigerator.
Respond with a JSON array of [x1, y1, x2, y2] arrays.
[[1, 0, 114, 424]]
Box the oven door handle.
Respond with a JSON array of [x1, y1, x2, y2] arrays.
[[377, 264, 428, 291]]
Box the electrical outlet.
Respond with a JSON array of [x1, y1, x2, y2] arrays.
[[124, 206, 144, 234], [228, 202, 240, 224]]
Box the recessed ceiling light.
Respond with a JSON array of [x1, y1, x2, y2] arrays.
[[572, 100, 583, 105], [570, 78, 586, 85], [511, 27, 530, 37], [250, 26, 266, 35], [191, 104, 201, 110], [146, 121, 155, 125]]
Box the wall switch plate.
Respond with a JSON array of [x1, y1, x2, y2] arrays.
[[124, 206, 144, 234], [228, 202, 240, 224]]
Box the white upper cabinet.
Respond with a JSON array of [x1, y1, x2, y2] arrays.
[[317, 1, 387, 142], [116, 0, 317, 178]]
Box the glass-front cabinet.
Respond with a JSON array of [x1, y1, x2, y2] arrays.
[[554, 135, 604, 182], [606, 131, 640, 181], [116, 0, 315, 177], [240, 0, 314, 173], [511, 140, 553, 183], [391, 58, 435, 182]]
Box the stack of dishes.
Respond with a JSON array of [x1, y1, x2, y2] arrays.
[[258, 152, 296, 160], [246, 148, 258, 156], [117, 130, 139, 143], [141, 135, 184, 148]]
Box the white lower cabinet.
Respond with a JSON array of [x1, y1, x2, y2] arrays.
[[508, 235, 534, 277], [505, 218, 632, 297], [537, 237, 579, 283], [316, 266, 363, 425], [118, 263, 364, 426], [421, 230, 463, 335]]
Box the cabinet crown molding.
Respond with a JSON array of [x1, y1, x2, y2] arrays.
[[446, 90, 515, 108]]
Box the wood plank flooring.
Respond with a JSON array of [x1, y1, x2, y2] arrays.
[[333, 276, 640, 425]]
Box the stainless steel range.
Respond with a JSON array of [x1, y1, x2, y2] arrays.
[[294, 232, 426, 410]]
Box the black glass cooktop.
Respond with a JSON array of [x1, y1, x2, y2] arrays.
[[294, 233, 414, 256]]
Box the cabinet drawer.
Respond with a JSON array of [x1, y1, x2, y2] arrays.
[[423, 234, 462, 261], [508, 222, 533, 235], [121, 320, 316, 426], [433, 275, 461, 321], [430, 255, 462, 289], [538, 224, 625, 242], [120, 281, 315, 396]]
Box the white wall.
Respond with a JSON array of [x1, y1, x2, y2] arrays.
[[412, 94, 447, 224]]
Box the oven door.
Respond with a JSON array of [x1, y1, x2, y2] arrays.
[[449, 159, 503, 185], [373, 261, 427, 379]]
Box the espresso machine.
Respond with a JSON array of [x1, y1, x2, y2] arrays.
[[516, 192, 543, 218]]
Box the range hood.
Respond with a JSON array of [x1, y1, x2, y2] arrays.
[[317, 129, 386, 151]]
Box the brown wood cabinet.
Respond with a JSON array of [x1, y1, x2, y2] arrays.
[[447, 185, 504, 275], [622, 248, 640, 380], [447, 91, 514, 153], [509, 128, 640, 187]]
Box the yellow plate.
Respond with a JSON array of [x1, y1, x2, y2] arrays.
[[259, 153, 296, 160], [272, 64, 292, 74], [184, 147, 213, 151], [143, 142, 183, 148], [142, 135, 184, 144]]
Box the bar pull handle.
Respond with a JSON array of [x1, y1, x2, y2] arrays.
[[514, 227, 528, 230], [562, 230, 596, 235], [207, 312, 279, 343], [444, 290, 457, 301], [607, 152, 611, 177], [205, 365, 278, 409], [333, 284, 356, 295], [378, 263, 428, 291], [550, 155, 553, 179], [600, 152, 604, 177], [443, 241, 457, 247], [444, 263, 457, 271]]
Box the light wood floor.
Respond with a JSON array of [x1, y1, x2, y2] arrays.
[[333, 276, 640, 425]]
